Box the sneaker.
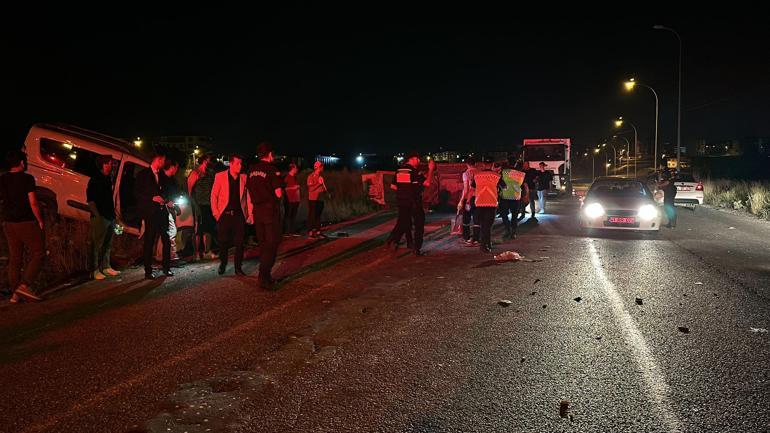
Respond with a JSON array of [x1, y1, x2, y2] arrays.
[[93, 270, 107, 280], [465, 240, 479, 247], [9, 293, 20, 304], [15, 285, 42, 302], [538, 209, 545, 214], [103, 268, 121, 277]]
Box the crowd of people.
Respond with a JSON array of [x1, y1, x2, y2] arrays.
[[386, 152, 554, 255], [1, 144, 561, 303], [0, 142, 329, 302]]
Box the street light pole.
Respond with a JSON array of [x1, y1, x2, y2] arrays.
[[616, 117, 639, 178], [614, 136, 631, 177], [624, 79, 659, 172], [654, 25, 682, 168]]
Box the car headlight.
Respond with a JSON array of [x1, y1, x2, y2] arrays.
[[584, 203, 605, 219], [175, 196, 187, 206], [638, 204, 657, 221]]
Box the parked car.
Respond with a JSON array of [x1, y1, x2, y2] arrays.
[[23, 123, 193, 236]]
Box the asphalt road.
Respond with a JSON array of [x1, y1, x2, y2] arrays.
[[1, 199, 769, 433]]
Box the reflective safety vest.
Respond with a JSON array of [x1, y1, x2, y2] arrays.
[[473, 171, 501, 207], [501, 169, 525, 200]]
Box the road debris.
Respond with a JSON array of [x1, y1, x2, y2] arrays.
[[494, 251, 522, 262], [635, 297, 643, 305], [559, 400, 570, 418], [678, 326, 690, 334], [573, 297, 582, 303], [498, 300, 513, 307]]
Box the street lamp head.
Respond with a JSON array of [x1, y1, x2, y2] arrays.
[[593, 148, 600, 154], [624, 79, 636, 91], [614, 117, 624, 128], [602, 143, 606, 147], [606, 163, 611, 168]]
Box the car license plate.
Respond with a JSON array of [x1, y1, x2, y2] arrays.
[[677, 186, 691, 191], [608, 217, 636, 224]]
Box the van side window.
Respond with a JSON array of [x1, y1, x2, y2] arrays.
[[118, 161, 148, 230], [40, 137, 109, 178]]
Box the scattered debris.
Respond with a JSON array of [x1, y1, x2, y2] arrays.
[[361, 307, 369, 314], [436, 276, 446, 279], [334, 231, 350, 237], [559, 400, 570, 418], [750, 328, 768, 333], [595, 336, 603, 341], [695, 282, 703, 286], [713, 293, 719, 297], [573, 297, 582, 303], [542, 304, 547, 309], [635, 297, 643, 305], [498, 300, 513, 307], [534, 279, 540, 284], [321, 299, 331, 304], [494, 251, 522, 262], [520, 357, 526, 363], [729, 227, 736, 230], [678, 326, 690, 334], [540, 256, 550, 260], [530, 291, 537, 296]]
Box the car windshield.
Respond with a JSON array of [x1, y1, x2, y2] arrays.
[[589, 180, 649, 197], [676, 174, 697, 183]]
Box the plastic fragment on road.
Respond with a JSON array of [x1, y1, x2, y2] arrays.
[[729, 227, 736, 230], [494, 251, 522, 262], [694, 282, 703, 285], [498, 299, 513, 307], [750, 328, 768, 333], [573, 297, 582, 302], [334, 231, 350, 237], [534, 278, 540, 284], [678, 326, 690, 334], [559, 400, 570, 418], [635, 297, 643, 305]]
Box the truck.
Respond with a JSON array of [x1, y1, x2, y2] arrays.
[[522, 138, 571, 196]]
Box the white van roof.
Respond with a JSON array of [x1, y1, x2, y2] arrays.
[[31, 123, 148, 161]]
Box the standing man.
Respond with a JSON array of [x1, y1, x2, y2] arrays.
[[136, 151, 172, 280], [212, 154, 252, 276], [160, 160, 182, 265], [499, 158, 525, 240], [87, 154, 120, 280], [283, 163, 300, 236], [536, 162, 553, 214], [188, 154, 217, 260], [386, 151, 435, 256], [519, 161, 538, 223], [0, 150, 45, 302], [306, 161, 326, 238], [457, 157, 478, 246], [658, 170, 678, 228], [472, 161, 503, 253], [246, 142, 284, 290]]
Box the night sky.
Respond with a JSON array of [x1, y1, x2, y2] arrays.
[[5, 6, 769, 157]]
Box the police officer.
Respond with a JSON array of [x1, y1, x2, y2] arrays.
[[385, 150, 435, 256], [246, 142, 284, 290]]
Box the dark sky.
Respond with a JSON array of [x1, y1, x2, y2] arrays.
[[5, 6, 770, 156]]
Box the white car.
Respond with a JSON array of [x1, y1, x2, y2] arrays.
[[672, 173, 704, 207], [580, 177, 662, 233]]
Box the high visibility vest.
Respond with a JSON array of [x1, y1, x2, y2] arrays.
[[474, 171, 501, 207], [501, 169, 525, 200]]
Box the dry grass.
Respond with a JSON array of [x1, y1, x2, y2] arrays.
[[295, 169, 378, 224], [703, 179, 770, 220]]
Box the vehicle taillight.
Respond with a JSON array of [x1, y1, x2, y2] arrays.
[[696, 183, 703, 191]]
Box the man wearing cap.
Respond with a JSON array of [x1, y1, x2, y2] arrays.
[[246, 142, 284, 290], [87, 154, 120, 281], [385, 151, 435, 256]]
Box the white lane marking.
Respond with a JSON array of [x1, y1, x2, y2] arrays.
[[588, 239, 682, 433]]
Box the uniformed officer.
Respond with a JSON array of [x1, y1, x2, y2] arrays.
[[385, 150, 435, 256], [246, 142, 284, 290]]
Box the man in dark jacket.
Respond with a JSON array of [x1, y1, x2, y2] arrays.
[[135, 151, 172, 279]]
